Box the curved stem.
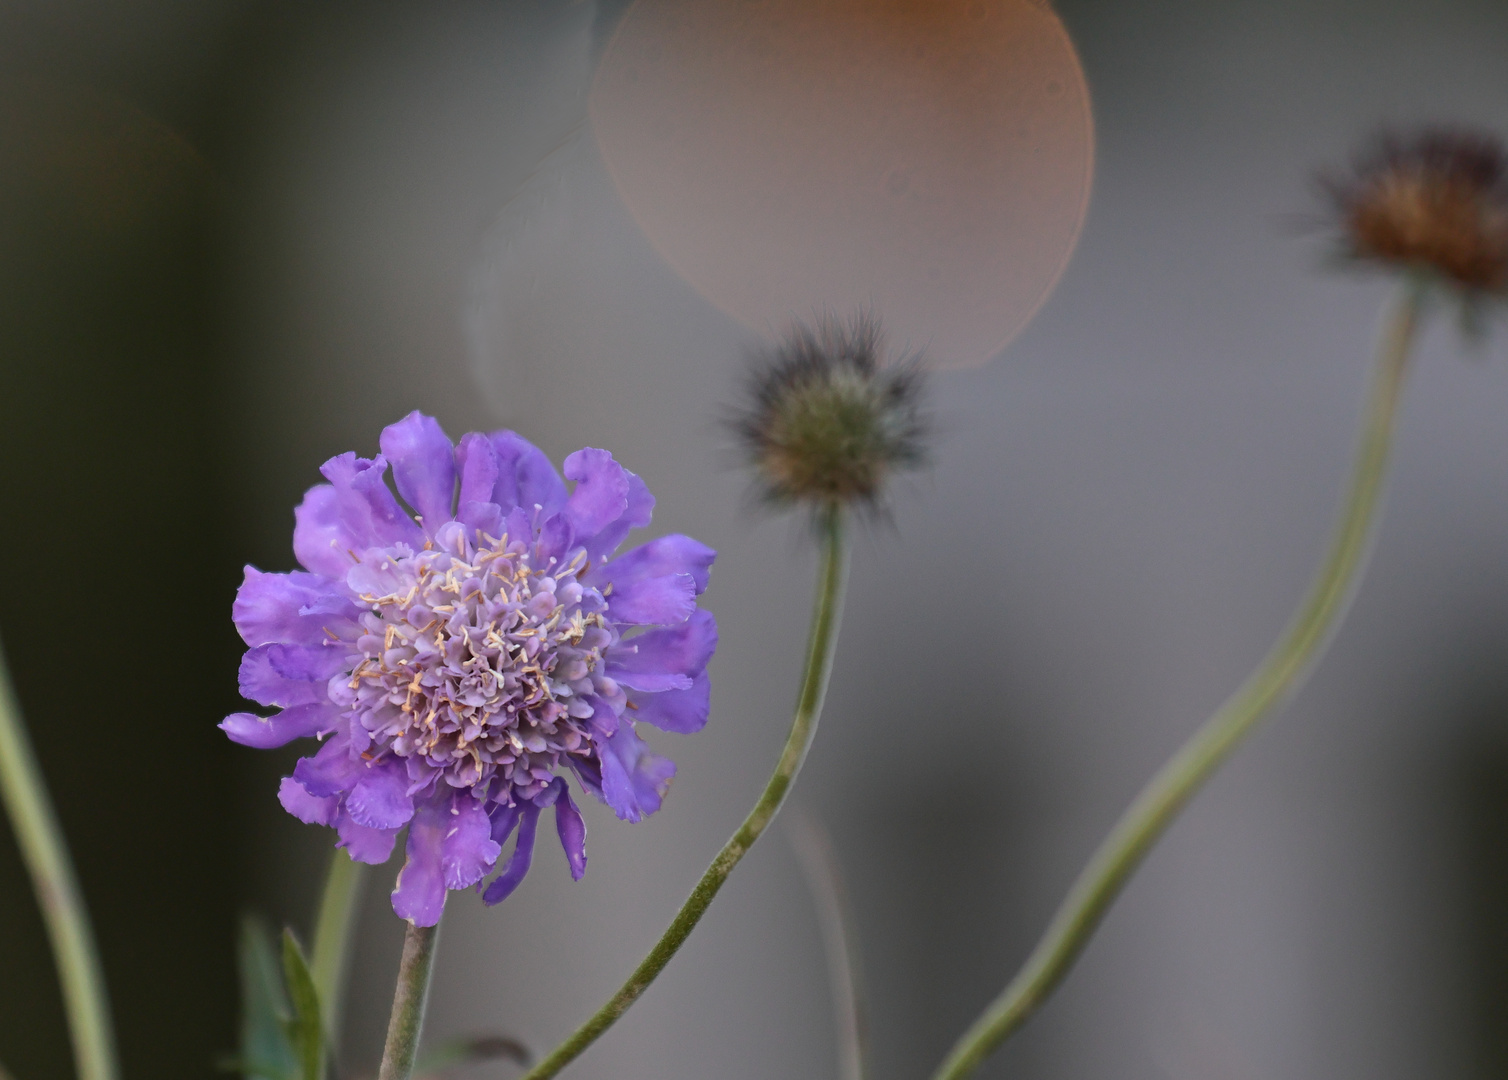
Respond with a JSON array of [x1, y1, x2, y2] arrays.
[[310, 849, 365, 1056], [377, 921, 441, 1080], [519, 504, 851, 1080], [929, 286, 1423, 1080], [0, 635, 118, 1080]]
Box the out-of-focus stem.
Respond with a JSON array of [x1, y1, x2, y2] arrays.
[[377, 921, 441, 1080], [0, 636, 118, 1080], [518, 504, 851, 1080], [930, 285, 1424, 1080], [310, 849, 365, 1054]]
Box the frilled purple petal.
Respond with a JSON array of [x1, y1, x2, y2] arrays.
[[292, 733, 361, 797], [279, 777, 337, 825], [599, 724, 675, 823], [221, 702, 338, 749], [442, 796, 502, 889], [381, 412, 458, 530], [292, 485, 353, 578], [489, 431, 567, 517], [593, 534, 715, 595], [628, 671, 711, 734], [536, 513, 575, 563], [562, 448, 630, 541], [605, 609, 718, 691], [337, 809, 400, 864], [239, 647, 327, 708], [554, 782, 587, 880], [320, 452, 425, 551], [608, 573, 698, 626], [233, 567, 361, 647], [583, 472, 655, 564], [347, 763, 416, 829], [456, 432, 499, 507], [392, 803, 447, 926], [482, 802, 540, 905]]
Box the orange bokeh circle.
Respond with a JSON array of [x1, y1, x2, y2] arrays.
[[590, 0, 1094, 369]]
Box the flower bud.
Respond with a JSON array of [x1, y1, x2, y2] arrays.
[[732, 315, 927, 511], [1323, 127, 1508, 296]]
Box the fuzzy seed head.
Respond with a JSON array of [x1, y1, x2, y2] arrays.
[[1324, 127, 1508, 295], [733, 316, 927, 509]]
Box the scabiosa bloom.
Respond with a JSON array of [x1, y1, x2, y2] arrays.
[[1323, 127, 1508, 299], [732, 315, 927, 512], [222, 413, 716, 926]]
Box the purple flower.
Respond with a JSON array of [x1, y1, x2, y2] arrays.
[[224, 413, 717, 926]]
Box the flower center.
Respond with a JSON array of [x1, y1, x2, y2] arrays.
[[345, 524, 617, 800]]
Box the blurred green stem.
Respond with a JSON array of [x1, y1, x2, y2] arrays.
[[930, 284, 1423, 1080], [310, 850, 365, 1053], [519, 504, 851, 1080], [377, 921, 440, 1080], [0, 635, 118, 1080]]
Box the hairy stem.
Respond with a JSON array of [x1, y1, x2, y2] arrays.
[[519, 505, 851, 1080], [310, 850, 365, 1070], [377, 921, 440, 1080], [0, 636, 118, 1080], [930, 286, 1423, 1080]]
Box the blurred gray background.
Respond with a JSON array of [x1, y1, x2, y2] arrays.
[[2, 0, 1508, 1078]]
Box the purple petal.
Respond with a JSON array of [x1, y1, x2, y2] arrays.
[[582, 471, 655, 564], [605, 609, 718, 691], [292, 733, 361, 798], [391, 803, 446, 926], [593, 534, 715, 595], [561, 448, 629, 541], [607, 573, 698, 626], [278, 777, 337, 825], [489, 431, 567, 517], [488, 802, 521, 847], [320, 452, 425, 551], [628, 671, 711, 734], [553, 782, 587, 880], [380, 412, 458, 530], [482, 803, 540, 905], [220, 702, 337, 749], [455, 432, 499, 508], [337, 810, 400, 864], [347, 764, 416, 829], [442, 796, 502, 889], [598, 724, 676, 823], [535, 513, 574, 563], [292, 485, 354, 579], [233, 567, 360, 647], [238, 647, 327, 708]]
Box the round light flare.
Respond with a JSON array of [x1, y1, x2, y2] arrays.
[[590, 0, 1094, 369]]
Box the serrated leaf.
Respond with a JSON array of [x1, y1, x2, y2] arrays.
[[280, 929, 324, 1080], [236, 916, 297, 1080]]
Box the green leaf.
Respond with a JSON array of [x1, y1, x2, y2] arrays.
[[414, 1034, 531, 1077], [236, 916, 297, 1080], [280, 929, 324, 1080]]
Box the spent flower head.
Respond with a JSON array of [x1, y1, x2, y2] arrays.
[[1322, 126, 1508, 300], [732, 315, 927, 513], [222, 413, 717, 926]]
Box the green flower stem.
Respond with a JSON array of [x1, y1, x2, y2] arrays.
[[929, 285, 1423, 1080], [377, 921, 441, 1080], [310, 850, 365, 1049], [0, 635, 118, 1080], [519, 504, 852, 1080]]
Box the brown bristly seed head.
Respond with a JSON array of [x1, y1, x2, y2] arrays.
[[1324, 127, 1508, 295], [732, 315, 928, 512]]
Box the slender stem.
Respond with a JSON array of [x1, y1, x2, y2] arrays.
[[310, 849, 365, 1054], [377, 921, 441, 1080], [0, 635, 118, 1080], [788, 813, 869, 1080], [519, 504, 851, 1080], [929, 286, 1423, 1080]]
